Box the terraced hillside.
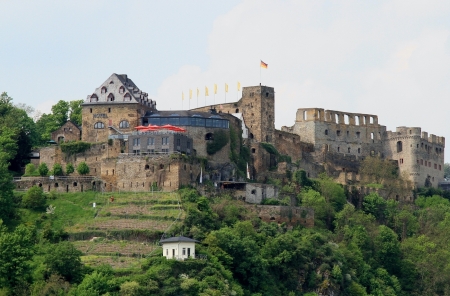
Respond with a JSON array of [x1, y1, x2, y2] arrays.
[[46, 191, 184, 269]]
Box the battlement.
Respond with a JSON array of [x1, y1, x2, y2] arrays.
[[385, 127, 445, 147], [296, 108, 379, 126]]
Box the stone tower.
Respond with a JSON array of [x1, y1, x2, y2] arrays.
[[240, 85, 275, 144]]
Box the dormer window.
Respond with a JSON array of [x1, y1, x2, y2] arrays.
[[101, 87, 107, 94], [119, 86, 125, 94], [90, 94, 98, 102], [107, 93, 115, 102], [124, 93, 131, 102]]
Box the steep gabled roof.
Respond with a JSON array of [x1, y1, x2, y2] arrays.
[[83, 73, 155, 109]]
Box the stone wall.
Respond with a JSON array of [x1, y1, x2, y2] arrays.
[[246, 205, 314, 228], [245, 183, 279, 204], [14, 176, 98, 193], [51, 121, 81, 143]]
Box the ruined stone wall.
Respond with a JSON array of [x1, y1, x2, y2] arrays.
[[273, 129, 316, 164], [384, 127, 445, 188], [245, 183, 279, 204], [246, 205, 314, 228], [283, 108, 386, 158]]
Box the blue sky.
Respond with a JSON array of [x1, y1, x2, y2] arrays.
[[1, 0, 450, 161]]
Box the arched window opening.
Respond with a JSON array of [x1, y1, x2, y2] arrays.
[[55, 183, 59, 188], [119, 86, 125, 94], [358, 148, 361, 154], [205, 133, 214, 140], [119, 120, 129, 129], [251, 148, 256, 153], [124, 93, 131, 102], [107, 93, 115, 102], [94, 122, 105, 129], [159, 164, 164, 169], [249, 133, 254, 139], [325, 130, 328, 135], [73, 182, 77, 187], [348, 147, 351, 153], [145, 164, 149, 170], [251, 189, 256, 194], [397, 141, 403, 153], [101, 87, 107, 94], [235, 109, 239, 113], [337, 147, 340, 152]]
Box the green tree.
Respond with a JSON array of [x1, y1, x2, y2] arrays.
[[0, 162, 14, 221], [69, 100, 83, 126], [444, 163, 450, 178], [0, 92, 37, 171], [0, 224, 35, 291], [51, 100, 70, 127], [52, 163, 63, 176], [76, 162, 90, 175], [362, 193, 387, 222], [66, 163, 74, 174], [38, 163, 49, 176], [22, 186, 46, 209], [374, 225, 401, 275], [44, 241, 83, 283]]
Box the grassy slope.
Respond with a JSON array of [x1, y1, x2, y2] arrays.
[[19, 190, 184, 271]]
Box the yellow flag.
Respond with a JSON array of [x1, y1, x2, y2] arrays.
[[237, 82, 241, 91], [197, 88, 199, 97], [205, 86, 209, 96], [182, 92, 184, 100], [214, 84, 217, 94], [189, 89, 192, 99], [225, 83, 228, 93]]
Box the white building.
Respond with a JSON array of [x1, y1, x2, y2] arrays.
[[160, 236, 199, 260]]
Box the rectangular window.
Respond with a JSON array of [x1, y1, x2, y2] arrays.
[[176, 139, 180, 146], [187, 141, 190, 148], [429, 162, 431, 167], [420, 159, 423, 165], [439, 165, 442, 170], [434, 163, 437, 169], [148, 138, 154, 145], [356, 132, 360, 138], [162, 137, 169, 145], [336, 130, 341, 136], [133, 138, 140, 146], [166, 249, 168, 256], [182, 248, 186, 255]]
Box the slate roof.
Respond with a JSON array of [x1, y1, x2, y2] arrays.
[[83, 73, 155, 108], [159, 236, 199, 244]]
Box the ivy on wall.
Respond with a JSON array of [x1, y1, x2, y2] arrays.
[[60, 141, 91, 156], [207, 130, 229, 155]]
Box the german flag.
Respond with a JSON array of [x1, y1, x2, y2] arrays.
[[260, 60, 268, 69]]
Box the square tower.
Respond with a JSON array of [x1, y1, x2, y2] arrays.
[[240, 85, 275, 143]]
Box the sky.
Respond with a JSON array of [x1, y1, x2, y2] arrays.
[[1, 0, 450, 161]]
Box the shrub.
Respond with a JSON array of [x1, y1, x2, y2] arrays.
[[52, 163, 63, 176], [60, 141, 91, 156], [66, 163, 74, 174], [22, 185, 46, 209], [76, 162, 90, 175], [38, 163, 49, 176], [24, 163, 36, 176]]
